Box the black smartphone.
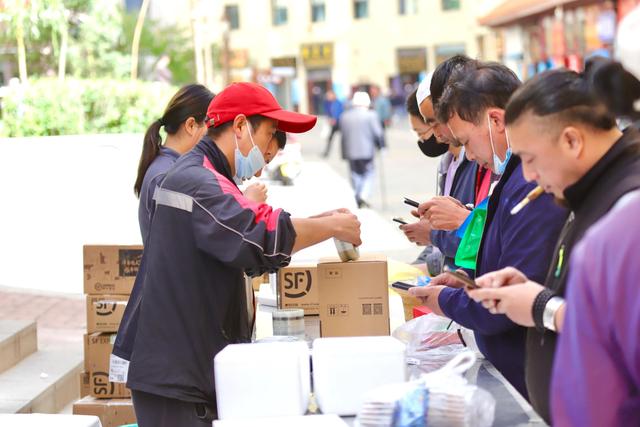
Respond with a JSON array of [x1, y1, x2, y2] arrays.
[[392, 217, 408, 225], [403, 197, 420, 208], [391, 281, 415, 291], [443, 271, 479, 290]]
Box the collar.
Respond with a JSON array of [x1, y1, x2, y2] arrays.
[[563, 127, 640, 210], [198, 136, 235, 186], [159, 146, 180, 159]]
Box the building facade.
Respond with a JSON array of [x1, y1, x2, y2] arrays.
[[480, 0, 637, 80], [202, 0, 501, 114]]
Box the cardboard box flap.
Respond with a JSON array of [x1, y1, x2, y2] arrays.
[[318, 253, 387, 265]]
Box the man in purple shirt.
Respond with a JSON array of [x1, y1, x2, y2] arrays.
[[551, 190, 640, 425]]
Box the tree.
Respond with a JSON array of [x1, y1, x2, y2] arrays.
[[1, 0, 35, 82], [130, 0, 149, 80]]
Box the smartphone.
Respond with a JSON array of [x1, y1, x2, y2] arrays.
[[443, 270, 479, 290], [392, 217, 408, 225], [391, 281, 415, 291], [403, 197, 420, 208]]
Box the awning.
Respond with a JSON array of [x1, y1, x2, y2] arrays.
[[479, 0, 581, 27]]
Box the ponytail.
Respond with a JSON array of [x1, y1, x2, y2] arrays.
[[133, 84, 214, 197], [134, 119, 164, 197]]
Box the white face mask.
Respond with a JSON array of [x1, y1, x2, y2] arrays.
[[233, 120, 265, 183], [488, 114, 511, 175]]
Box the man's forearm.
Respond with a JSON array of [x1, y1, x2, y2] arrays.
[[291, 217, 334, 253]]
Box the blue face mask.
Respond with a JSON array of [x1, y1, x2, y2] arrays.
[[233, 121, 265, 183], [488, 114, 511, 175]]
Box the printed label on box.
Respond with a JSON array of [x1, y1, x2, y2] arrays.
[[118, 249, 142, 277]]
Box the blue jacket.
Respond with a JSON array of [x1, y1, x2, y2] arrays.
[[438, 156, 567, 398], [138, 146, 180, 243], [115, 137, 296, 406], [430, 156, 477, 268]]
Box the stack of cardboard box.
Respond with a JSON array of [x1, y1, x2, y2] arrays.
[[277, 255, 390, 338], [73, 245, 142, 427]]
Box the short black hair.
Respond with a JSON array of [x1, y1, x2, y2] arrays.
[[436, 61, 521, 124], [405, 88, 423, 119], [505, 68, 617, 131], [275, 130, 287, 149], [430, 54, 476, 107]]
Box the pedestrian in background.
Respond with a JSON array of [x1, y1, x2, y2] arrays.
[[339, 91, 383, 208], [322, 89, 343, 158], [370, 85, 392, 149]]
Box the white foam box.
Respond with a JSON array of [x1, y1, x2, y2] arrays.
[[213, 414, 347, 427], [312, 336, 407, 416], [214, 341, 310, 419]]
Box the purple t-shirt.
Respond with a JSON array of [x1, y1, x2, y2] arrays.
[[552, 190, 640, 426]]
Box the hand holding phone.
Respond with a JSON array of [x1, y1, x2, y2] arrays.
[[443, 270, 479, 291]]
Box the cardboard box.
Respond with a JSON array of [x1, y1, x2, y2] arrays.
[[84, 333, 131, 398], [277, 264, 319, 315], [318, 255, 390, 337], [86, 295, 128, 333], [73, 396, 136, 427], [84, 245, 143, 295], [251, 272, 270, 292], [79, 371, 90, 398]]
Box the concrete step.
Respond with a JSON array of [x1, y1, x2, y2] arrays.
[[0, 320, 37, 373], [0, 345, 83, 414]]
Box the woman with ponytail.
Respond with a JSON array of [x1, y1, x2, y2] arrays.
[[135, 84, 214, 242]]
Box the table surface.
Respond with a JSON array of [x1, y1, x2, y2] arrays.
[[255, 301, 547, 427]]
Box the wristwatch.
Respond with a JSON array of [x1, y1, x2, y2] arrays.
[[543, 296, 565, 332]]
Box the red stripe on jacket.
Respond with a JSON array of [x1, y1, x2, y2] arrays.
[[202, 156, 281, 232]]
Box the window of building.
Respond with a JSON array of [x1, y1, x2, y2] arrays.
[[399, 0, 418, 15], [225, 5, 240, 30], [442, 0, 460, 11], [354, 0, 368, 19], [311, 0, 326, 22], [435, 44, 466, 64], [272, 0, 288, 26]]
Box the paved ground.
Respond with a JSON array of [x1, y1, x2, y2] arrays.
[[0, 286, 85, 348]]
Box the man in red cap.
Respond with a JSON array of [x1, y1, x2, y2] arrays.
[[117, 82, 361, 425]]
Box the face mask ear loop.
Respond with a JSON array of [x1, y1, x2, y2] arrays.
[[488, 114, 499, 161]]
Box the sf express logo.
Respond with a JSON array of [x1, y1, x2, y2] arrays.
[[95, 301, 118, 316], [283, 270, 313, 298]]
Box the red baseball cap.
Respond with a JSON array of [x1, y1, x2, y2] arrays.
[[206, 82, 317, 133]]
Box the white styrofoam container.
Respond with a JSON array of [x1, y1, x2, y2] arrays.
[[312, 336, 407, 416], [214, 341, 310, 419], [213, 414, 348, 427]]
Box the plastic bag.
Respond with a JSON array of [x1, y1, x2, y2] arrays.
[[393, 313, 465, 370], [392, 313, 462, 359], [357, 352, 496, 427], [454, 198, 488, 270]]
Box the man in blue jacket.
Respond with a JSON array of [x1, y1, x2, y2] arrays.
[[117, 82, 362, 426], [409, 62, 567, 398], [401, 74, 476, 273]]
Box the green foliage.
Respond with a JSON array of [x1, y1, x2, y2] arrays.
[[67, 0, 130, 79], [122, 12, 196, 84], [0, 78, 177, 137]]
